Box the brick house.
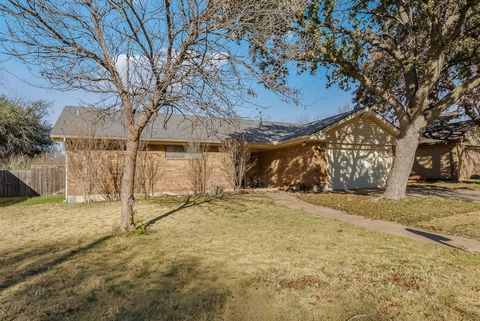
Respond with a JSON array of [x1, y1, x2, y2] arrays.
[[412, 117, 480, 181], [51, 106, 480, 202], [52, 106, 399, 201]]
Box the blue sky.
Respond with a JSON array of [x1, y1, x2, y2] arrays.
[[0, 59, 354, 126]]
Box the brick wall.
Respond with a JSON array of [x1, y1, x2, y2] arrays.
[[411, 144, 458, 180], [411, 144, 480, 181], [252, 142, 327, 189], [458, 145, 480, 180], [66, 144, 231, 198]]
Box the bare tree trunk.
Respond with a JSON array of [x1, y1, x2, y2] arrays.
[[384, 116, 427, 200], [120, 131, 140, 232]]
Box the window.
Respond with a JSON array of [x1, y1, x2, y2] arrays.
[[165, 145, 186, 159], [165, 144, 208, 159]]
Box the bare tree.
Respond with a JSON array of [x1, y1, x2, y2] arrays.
[[0, 0, 300, 231], [220, 139, 255, 191], [337, 104, 353, 114], [64, 124, 104, 203], [1, 148, 64, 170], [184, 140, 212, 195], [98, 140, 125, 201], [136, 142, 163, 198]]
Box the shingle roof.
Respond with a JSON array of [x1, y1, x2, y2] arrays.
[[421, 117, 479, 144], [51, 106, 359, 144]]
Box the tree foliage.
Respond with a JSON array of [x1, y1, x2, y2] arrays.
[[297, 0, 480, 120], [0, 96, 52, 164], [249, 0, 480, 199]]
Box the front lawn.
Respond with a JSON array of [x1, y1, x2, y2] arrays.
[[1, 193, 479, 321], [409, 179, 480, 190], [298, 193, 480, 241]]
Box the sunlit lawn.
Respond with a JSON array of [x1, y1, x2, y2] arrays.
[[1, 193, 479, 321], [298, 193, 480, 241], [409, 179, 480, 191]]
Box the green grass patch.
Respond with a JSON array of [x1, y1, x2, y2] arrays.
[[0, 194, 64, 207], [298, 193, 480, 240]]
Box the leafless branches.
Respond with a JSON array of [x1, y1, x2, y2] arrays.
[[97, 141, 125, 201], [184, 140, 212, 195], [220, 139, 255, 191], [0, 0, 301, 231], [65, 134, 104, 204], [64, 114, 122, 202], [136, 143, 163, 198]]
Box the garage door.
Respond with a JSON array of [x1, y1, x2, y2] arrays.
[[327, 145, 393, 190]]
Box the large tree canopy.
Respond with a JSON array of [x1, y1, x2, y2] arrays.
[[0, 97, 52, 164], [251, 0, 480, 199]]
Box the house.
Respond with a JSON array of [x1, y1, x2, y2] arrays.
[[51, 106, 399, 202], [412, 117, 480, 181]]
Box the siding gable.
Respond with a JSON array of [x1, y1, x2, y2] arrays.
[[325, 114, 396, 146]]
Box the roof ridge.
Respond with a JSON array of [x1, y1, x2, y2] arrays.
[[62, 105, 299, 126]]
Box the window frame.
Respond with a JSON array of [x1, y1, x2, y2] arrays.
[[165, 145, 187, 159]]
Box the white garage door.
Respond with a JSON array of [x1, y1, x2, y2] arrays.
[[327, 146, 393, 190]]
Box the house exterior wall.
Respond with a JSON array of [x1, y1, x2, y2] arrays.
[[324, 114, 396, 190], [252, 114, 398, 191], [66, 144, 231, 201], [64, 112, 404, 198], [252, 142, 328, 190], [458, 145, 480, 180], [409, 143, 480, 181], [324, 114, 396, 146], [410, 144, 459, 180]]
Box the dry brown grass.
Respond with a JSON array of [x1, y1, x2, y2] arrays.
[[409, 179, 480, 190], [1, 193, 479, 321]]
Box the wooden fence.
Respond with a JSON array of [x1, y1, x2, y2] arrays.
[[0, 165, 65, 197]]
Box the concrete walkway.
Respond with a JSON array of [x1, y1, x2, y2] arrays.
[[269, 191, 480, 253]]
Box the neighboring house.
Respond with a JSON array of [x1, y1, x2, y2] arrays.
[[51, 106, 398, 201], [412, 117, 480, 181]]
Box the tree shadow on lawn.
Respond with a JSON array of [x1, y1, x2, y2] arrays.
[[200, 193, 275, 217], [0, 235, 113, 293], [112, 257, 230, 321], [404, 228, 468, 251], [2, 240, 231, 321], [144, 194, 260, 227], [1, 196, 219, 295], [1, 197, 236, 320], [409, 179, 480, 191], [144, 195, 215, 227]]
